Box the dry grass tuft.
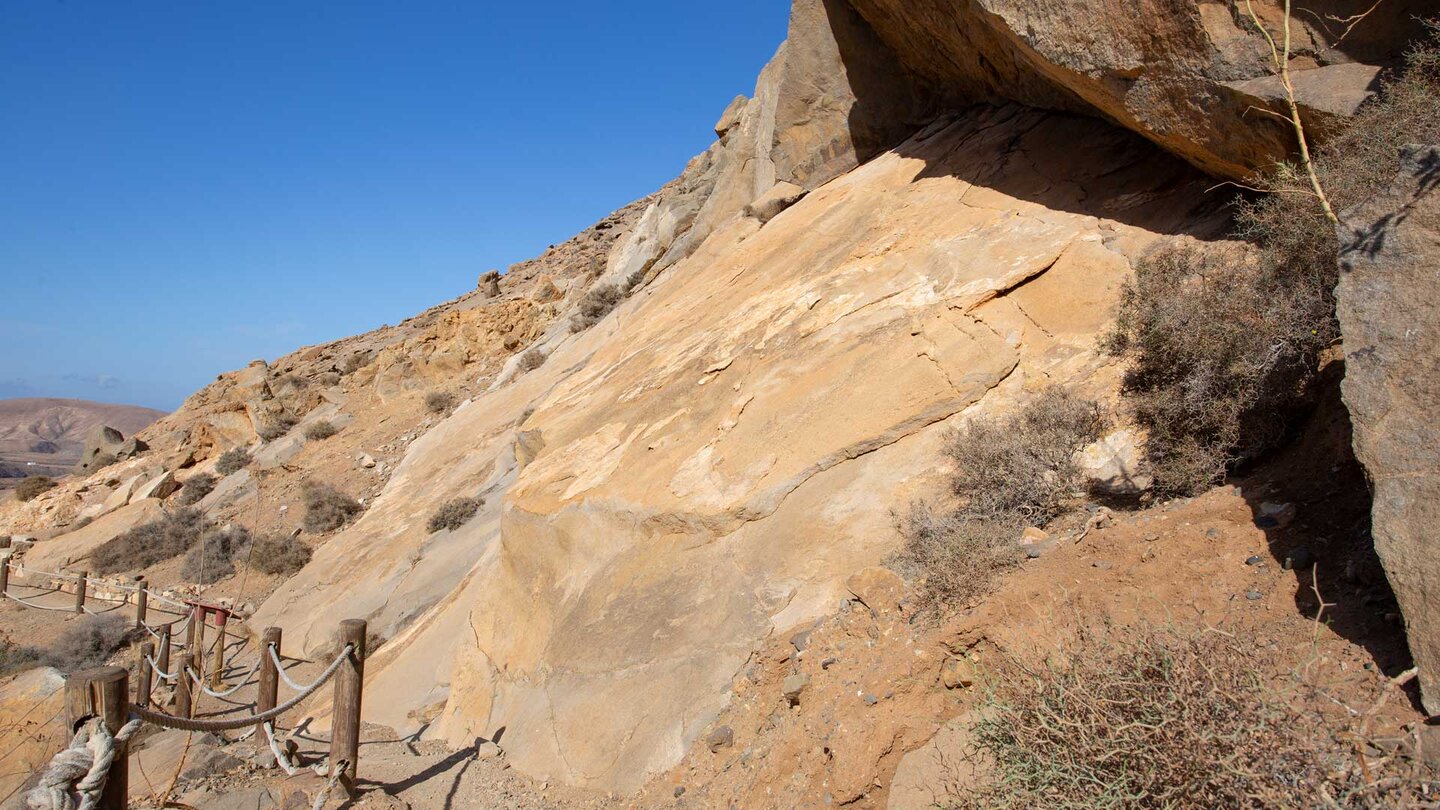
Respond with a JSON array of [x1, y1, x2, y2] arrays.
[[214, 448, 251, 475], [304, 420, 339, 441], [15, 476, 56, 502], [248, 532, 312, 576], [93, 508, 210, 574], [570, 282, 625, 332], [174, 473, 216, 507], [517, 348, 548, 373], [427, 496, 484, 533], [425, 391, 456, 414], [302, 483, 363, 533]]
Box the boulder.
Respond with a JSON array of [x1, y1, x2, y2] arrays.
[[1336, 144, 1440, 714], [76, 424, 125, 473], [133, 470, 180, 501]]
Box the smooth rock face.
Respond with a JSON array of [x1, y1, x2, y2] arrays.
[[0, 667, 67, 802], [1337, 144, 1440, 714]]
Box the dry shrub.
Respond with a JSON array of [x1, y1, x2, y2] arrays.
[[1106, 30, 1440, 496], [93, 508, 210, 574], [317, 371, 342, 387], [15, 476, 56, 502], [302, 483, 363, 533], [258, 412, 298, 441], [42, 614, 131, 674], [180, 524, 250, 584], [273, 373, 307, 390], [341, 350, 375, 375], [304, 420, 339, 441], [248, 532, 312, 576], [517, 348, 548, 372], [425, 391, 456, 414], [427, 496, 483, 533], [570, 282, 625, 332], [215, 447, 251, 475], [895, 389, 1104, 607], [0, 640, 44, 678], [174, 473, 216, 506], [964, 625, 1435, 809]]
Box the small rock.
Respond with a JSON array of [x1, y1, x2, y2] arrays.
[[1245, 555, 1264, 566], [1246, 589, 1264, 601], [820, 657, 837, 670], [1283, 547, 1316, 571], [1259, 501, 1297, 527], [941, 656, 975, 689], [861, 692, 879, 706], [357, 453, 377, 469], [674, 786, 686, 798], [1020, 526, 1050, 545], [1024, 540, 1057, 559], [846, 567, 905, 613], [789, 628, 814, 653], [1143, 534, 1159, 543], [1092, 560, 1113, 570], [782, 673, 810, 706], [1205, 527, 1221, 540], [476, 740, 503, 760], [706, 725, 734, 752]]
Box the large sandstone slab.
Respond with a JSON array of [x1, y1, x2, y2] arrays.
[[1337, 144, 1440, 713], [0, 667, 67, 804]]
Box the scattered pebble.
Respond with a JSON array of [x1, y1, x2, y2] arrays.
[[861, 693, 879, 706], [1092, 560, 1113, 570], [1246, 589, 1264, 601], [1245, 555, 1264, 566]]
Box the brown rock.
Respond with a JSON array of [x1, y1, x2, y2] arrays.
[[705, 725, 735, 752], [940, 657, 976, 690], [1337, 144, 1440, 715], [846, 567, 905, 613]]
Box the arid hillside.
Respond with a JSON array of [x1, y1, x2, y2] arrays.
[[0, 398, 164, 484], [3, 1, 1438, 808]]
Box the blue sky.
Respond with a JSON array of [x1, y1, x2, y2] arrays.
[[0, 2, 789, 410]]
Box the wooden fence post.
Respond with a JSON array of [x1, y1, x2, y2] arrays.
[[256, 627, 282, 757], [64, 666, 130, 810], [136, 642, 154, 709], [133, 576, 147, 629], [157, 623, 172, 698], [74, 570, 88, 614], [0, 553, 10, 597], [330, 619, 367, 788], [209, 612, 227, 688], [176, 608, 200, 719]]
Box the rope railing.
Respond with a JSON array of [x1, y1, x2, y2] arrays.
[[187, 659, 263, 699]]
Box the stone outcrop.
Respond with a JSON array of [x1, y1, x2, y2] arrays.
[[1337, 144, 1440, 713], [0, 667, 67, 802]]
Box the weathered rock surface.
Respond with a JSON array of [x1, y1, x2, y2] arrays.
[[254, 102, 1220, 791], [0, 667, 67, 803], [1337, 144, 1440, 713]]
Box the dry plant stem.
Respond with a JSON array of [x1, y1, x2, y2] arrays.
[[1245, 0, 1340, 225], [1354, 666, 1420, 784]]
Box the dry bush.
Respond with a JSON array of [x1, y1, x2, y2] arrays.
[[93, 508, 210, 574], [180, 524, 250, 584], [302, 483, 363, 533], [304, 420, 339, 441], [258, 412, 298, 441], [1105, 31, 1440, 496], [570, 282, 625, 332], [316, 370, 342, 387], [42, 614, 131, 674], [964, 625, 1436, 809], [341, 350, 375, 375], [273, 373, 307, 390], [15, 476, 56, 502], [0, 640, 44, 678], [214, 447, 251, 475], [427, 496, 483, 533], [248, 532, 312, 576], [517, 348, 548, 372], [425, 391, 456, 414], [174, 473, 216, 506], [944, 389, 1106, 525], [896, 389, 1104, 607]]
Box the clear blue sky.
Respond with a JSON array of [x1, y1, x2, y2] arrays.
[[0, 2, 789, 411]]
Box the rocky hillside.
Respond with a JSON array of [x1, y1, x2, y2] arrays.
[[0, 398, 164, 483], [2, 0, 1435, 805]]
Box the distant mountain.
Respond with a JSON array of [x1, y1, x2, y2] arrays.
[[0, 398, 166, 481]]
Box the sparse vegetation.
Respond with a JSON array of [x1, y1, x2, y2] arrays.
[[317, 371, 342, 387], [247, 532, 312, 576], [1105, 31, 1440, 496], [304, 419, 339, 441], [425, 391, 456, 414], [15, 475, 56, 502], [215, 447, 251, 475], [41, 614, 131, 674], [302, 483, 363, 533], [175, 473, 217, 506], [341, 350, 375, 375], [570, 282, 625, 332], [965, 625, 1433, 809], [258, 412, 299, 441], [427, 497, 483, 533], [517, 348, 548, 372], [895, 389, 1104, 606], [92, 508, 210, 574], [180, 524, 250, 584], [273, 373, 307, 390], [0, 639, 44, 678]]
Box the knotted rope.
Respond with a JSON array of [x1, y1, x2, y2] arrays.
[[24, 716, 142, 810]]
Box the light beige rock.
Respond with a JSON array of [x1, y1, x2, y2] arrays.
[[847, 567, 906, 613], [0, 667, 67, 802], [133, 470, 179, 501]]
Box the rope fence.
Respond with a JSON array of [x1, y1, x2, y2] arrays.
[[4, 554, 369, 809]]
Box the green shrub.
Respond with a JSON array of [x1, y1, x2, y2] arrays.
[[304, 420, 339, 441], [174, 473, 216, 506], [93, 508, 211, 574], [15, 476, 56, 502], [427, 497, 483, 533], [180, 525, 250, 584], [425, 391, 456, 414], [302, 483, 363, 533], [247, 532, 312, 576], [214, 448, 251, 476]]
